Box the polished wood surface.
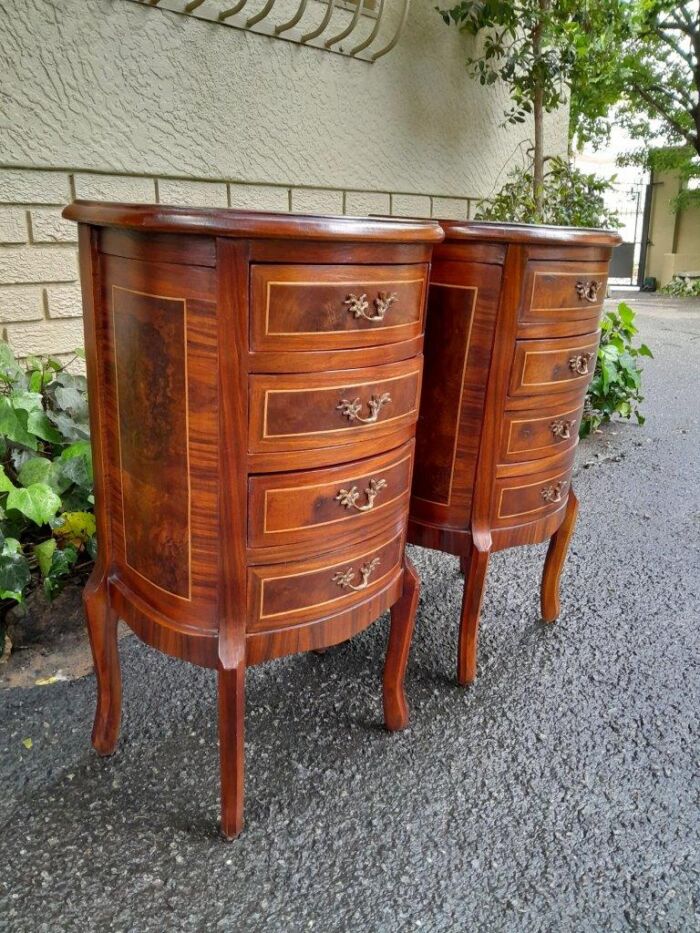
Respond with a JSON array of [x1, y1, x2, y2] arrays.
[[66, 203, 441, 837], [410, 220, 621, 685]]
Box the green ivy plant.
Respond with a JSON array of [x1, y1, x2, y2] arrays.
[[661, 275, 700, 297], [580, 302, 653, 438], [0, 342, 95, 653], [475, 156, 622, 229]]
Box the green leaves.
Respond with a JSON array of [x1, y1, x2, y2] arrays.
[[6, 484, 62, 526], [475, 156, 622, 229], [581, 302, 652, 437], [0, 340, 95, 611]]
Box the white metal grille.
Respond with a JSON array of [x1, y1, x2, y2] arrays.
[[126, 0, 411, 61]]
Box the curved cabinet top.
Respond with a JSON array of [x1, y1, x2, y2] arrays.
[[63, 201, 444, 244], [438, 219, 622, 248]]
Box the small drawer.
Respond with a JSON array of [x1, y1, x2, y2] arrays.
[[248, 441, 413, 551], [247, 528, 404, 632], [500, 393, 583, 464], [520, 261, 608, 331], [248, 357, 422, 455], [492, 455, 574, 530], [250, 263, 428, 352], [508, 333, 599, 399]]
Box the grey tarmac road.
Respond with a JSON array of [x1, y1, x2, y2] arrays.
[[1, 293, 698, 933]]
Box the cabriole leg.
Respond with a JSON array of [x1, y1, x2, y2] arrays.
[[218, 663, 245, 839], [541, 487, 579, 623], [457, 538, 491, 687], [84, 571, 121, 756], [383, 557, 420, 732]]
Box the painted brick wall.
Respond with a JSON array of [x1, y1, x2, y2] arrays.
[[0, 167, 478, 359]]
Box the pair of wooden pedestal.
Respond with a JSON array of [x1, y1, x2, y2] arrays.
[[63, 202, 620, 836]]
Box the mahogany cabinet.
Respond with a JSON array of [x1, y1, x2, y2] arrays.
[[63, 201, 443, 837], [409, 221, 621, 686]]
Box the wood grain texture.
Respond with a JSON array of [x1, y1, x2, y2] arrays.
[[65, 203, 435, 837], [410, 222, 618, 685], [251, 263, 427, 352]]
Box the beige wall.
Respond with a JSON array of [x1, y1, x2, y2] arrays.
[[0, 0, 569, 357], [645, 170, 700, 285]]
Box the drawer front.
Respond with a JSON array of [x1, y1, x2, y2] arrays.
[[493, 457, 574, 530], [248, 528, 404, 632], [248, 441, 413, 550], [520, 261, 608, 330], [249, 357, 422, 454], [500, 394, 583, 464], [508, 333, 599, 399], [251, 263, 428, 352]]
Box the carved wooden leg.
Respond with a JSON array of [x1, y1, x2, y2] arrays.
[[218, 664, 245, 839], [383, 557, 420, 732], [457, 538, 491, 687], [541, 487, 579, 623], [83, 572, 121, 756]]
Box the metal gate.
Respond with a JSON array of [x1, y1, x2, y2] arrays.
[[604, 181, 652, 286]]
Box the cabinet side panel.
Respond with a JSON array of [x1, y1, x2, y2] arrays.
[[112, 287, 190, 597], [99, 252, 219, 633], [410, 260, 503, 529]]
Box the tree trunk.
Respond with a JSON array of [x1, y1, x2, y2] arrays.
[[532, 0, 550, 216]]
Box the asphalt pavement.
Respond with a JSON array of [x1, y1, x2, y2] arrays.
[[1, 293, 698, 932]]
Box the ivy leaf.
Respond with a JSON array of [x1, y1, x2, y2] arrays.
[[34, 538, 57, 577], [0, 549, 30, 601], [0, 466, 16, 494], [637, 344, 653, 358], [18, 457, 53, 488], [0, 398, 38, 450], [53, 511, 96, 549], [6, 483, 61, 526], [27, 411, 63, 444], [43, 544, 78, 600]]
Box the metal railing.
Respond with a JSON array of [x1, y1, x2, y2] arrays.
[[126, 0, 411, 60]]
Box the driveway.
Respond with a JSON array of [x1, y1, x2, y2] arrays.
[[1, 294, 698, 932]]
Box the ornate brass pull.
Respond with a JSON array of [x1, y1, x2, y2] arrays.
[[332, 557, 381, 591], [575, 280, 601, 303], [550, 418, 575, 440], [541, 481, 568, 504], [336, 392, 391, 424], [335, 477, 387, 512], [344, 291, 398, 322], [569, 352, 595, 376]]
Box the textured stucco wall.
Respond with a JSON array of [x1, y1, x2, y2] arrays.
[[646, 171, 700, 285], [0, 0, 569, 356]]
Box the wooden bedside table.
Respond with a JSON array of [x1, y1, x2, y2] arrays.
[[64, 202, 443, 837], [409, 221, 621, 686]]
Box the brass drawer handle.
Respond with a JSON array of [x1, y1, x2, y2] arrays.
[[332, 557, 381, 591], [575, 280, 601, 303], [541, 481, 568, 504], [336, 392, 391, 424], [568, 351, 595, 376], [335, 477, 387, 512], [344, 291, 398, 322], [550, 418, 575, 440]]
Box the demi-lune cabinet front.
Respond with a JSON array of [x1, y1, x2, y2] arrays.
[[409, 221, 621, 687], [64, 201, 443, 837]]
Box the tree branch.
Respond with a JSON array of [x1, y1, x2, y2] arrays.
[[632, 81, 699, 150]]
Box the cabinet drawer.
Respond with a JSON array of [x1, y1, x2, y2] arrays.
[[248, 441, 413, 551], [247, 528, 404, 632], [493, 455, 574, 530], [250, 263, 428, 352], [508, 333, 599, 399], [500, 393, 583, 464], [520, 261, 608, 331], [248, 357, 422, 454]]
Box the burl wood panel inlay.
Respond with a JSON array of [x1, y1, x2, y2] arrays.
[[413, 283, 477, 506], [251, 263, 427, 351], [112, 286, 191, 599]]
